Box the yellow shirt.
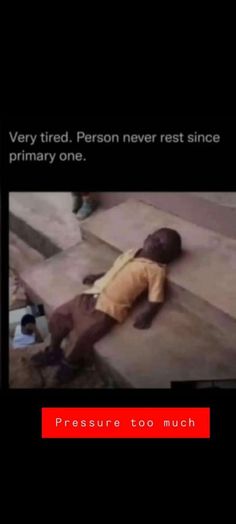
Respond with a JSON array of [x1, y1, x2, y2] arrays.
[[84, 249, 166, 323]]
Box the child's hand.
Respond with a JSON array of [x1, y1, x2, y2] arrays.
[[133, 302, 161, 329], [83, 273, 105, 285], [83, 274, 97, 285], [133, 316, 151, 329]]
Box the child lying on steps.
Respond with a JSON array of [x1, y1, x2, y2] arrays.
[[31, 228, 182, 385]]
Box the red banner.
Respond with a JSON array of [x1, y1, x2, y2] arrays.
[[42, 407, 210, 438]]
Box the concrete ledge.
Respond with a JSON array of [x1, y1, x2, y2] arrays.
[[81, 199, 236, 323], [10, 232, 45, 273], [10, 211, 61, 258], [94, 352, 133, 388], [97, 192, 236, 239], [9, 193, 82, 257], [15, 238, 236, 389], [95, 298, 236, 388], [19, 240, 118, 314]]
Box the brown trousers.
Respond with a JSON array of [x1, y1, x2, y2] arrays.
[[49, 294, 116, 365]]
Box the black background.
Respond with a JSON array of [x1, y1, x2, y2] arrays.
[[1, 115, 235, 456]]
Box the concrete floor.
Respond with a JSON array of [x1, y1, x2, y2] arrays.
[[9, 192, 82, 256], [9, 343, 114, 389]]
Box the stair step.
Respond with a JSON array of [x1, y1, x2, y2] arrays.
[[19, 237, 236, 389], [95, 299, 236, 388], [81, 199, 236, 326], [19, 239, 118, 314], [9, 192, 82, 257], [10, 232, 45, 273], [190, 192, 236, 208], [97, 192, 236, 239]]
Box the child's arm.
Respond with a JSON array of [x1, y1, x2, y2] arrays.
[[134, 266, 166, 329], [133, 302, 162, 329], [83, 273, 106, 285]]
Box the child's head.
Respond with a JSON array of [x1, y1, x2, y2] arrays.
[[143, 228, 182, 264], [21, 314, 36, 335]]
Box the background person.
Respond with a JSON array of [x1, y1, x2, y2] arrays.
[[71, 192, 97, 220], [13, 314, 43, 349]]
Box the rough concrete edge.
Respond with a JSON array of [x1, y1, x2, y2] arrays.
[[9, 231, 45, 262], [94, 347, 172, 389], [9, 211, 61, 258], [98, 193, 236, 240], [18, 279, 53, 318], [83, 196, 236, 242], [170, 282, 236, 339], [135, 196, 236, 240], [81, 226, 122, 255], [93, 351, 134, 388]]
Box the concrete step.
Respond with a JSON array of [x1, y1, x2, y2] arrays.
[[18, 237, 236, 388], [190, 192, 236, 208], [9, 192, 82, 257], [96, 192, 236, 240], [9, 232, 45, 310], [19, 238, 119, 315], [81, 199, 236, 328], [9, 269, 28, 310], [95, 298, 236, 388], [10, 232, 45, 273]]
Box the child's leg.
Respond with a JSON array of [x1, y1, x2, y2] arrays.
[[55, 297, 116, 383], [48, 312, 71, 350], [66, 313, 116, 365], [31, 299, 75, 367]]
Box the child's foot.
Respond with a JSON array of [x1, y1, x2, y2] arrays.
[[72, 194, 82, 214], [77, 200, 96, 220], [31, 346, 63, 367], [55, 360, 78, 385]]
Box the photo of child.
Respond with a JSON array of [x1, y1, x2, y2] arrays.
[[8, 192, 236, 389]]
